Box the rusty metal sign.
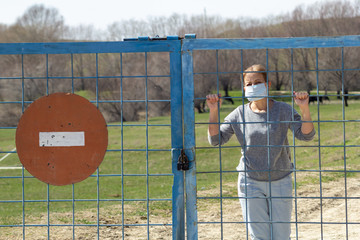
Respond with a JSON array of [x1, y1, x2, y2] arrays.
[[16, 93, 108, 186]]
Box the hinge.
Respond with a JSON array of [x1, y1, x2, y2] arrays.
[[177, 149, 189, 171]]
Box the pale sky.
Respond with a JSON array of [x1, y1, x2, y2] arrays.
[[0, 0, 353, 30]]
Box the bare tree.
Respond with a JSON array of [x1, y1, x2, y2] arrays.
[[10, 4, 66, 42], [1, 1, 360, 125]]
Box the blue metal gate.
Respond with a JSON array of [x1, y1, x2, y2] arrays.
[[182, 35, 360, 239], [1, 35, 360, 239], [0, 37, 186, 239]]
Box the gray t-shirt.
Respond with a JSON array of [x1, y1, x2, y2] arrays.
[[208, 100, 315, 181]]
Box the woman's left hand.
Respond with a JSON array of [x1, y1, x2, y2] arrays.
[[294, 91, 309, 107]]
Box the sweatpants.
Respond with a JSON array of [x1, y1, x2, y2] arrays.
[[238, 173, 293, 240]]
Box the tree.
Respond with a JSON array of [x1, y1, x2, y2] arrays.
[[10, 4, 66, 42], [1, 1, 360, 125]]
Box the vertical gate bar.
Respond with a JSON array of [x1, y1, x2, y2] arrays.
[[215, 50, 224, 240], [21, 54, 25, 240], [240, 49, 250, 240], [97, 170, 100, 239], [182, 49, 198, 240], [95, 53, 100, 240], [315, 48, 323, 239], [21, 54, 25, 115], [341, 47, 349, 239], [145, 52, 150, 239], [46, 53, 50, 240], [96, 53, 99, 108], [72, 184, 75, 239], [290, 48, 299, 240], [265, 49, 274, 240], [120, 52, 126, 240], [170, 49, 185, 240], [318, 52, 324, 240], [316, 48, 324, 240], [71, 54, 75, 93], [46, 54, 49, 95], [22, 160, 25, 240], [47, 184, 50, 239]]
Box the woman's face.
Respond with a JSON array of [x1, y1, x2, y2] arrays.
[[244, 73, 266, 88]]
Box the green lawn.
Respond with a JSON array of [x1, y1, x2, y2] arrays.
[[0, 91, 359, 226], [195, 90, 360, 193]]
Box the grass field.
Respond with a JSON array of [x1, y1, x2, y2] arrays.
[[0, 91, 359, 227]]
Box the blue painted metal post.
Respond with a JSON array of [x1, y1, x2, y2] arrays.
[[170, 48, 185, 239], [182, 44, 198, 239]]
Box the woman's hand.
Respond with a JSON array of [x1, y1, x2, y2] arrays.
[[294, 91, 309, 107], [293, 91, 314, 134], [207, 94, 222, 136], [206, 94, 222, 111]]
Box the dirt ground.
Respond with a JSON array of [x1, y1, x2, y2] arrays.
[[2, 177, 360, 240]]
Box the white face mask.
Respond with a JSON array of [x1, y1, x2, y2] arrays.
[[245, 83, 267, 102]]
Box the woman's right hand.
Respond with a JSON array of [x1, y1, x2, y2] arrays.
[[206, 94, 222, 111]]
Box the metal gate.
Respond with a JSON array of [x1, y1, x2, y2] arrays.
[[182, 35, 360, 239], [1, 35, 360, 239], [0, 37, 186, 239]]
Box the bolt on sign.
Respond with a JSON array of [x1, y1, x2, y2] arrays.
[[16, 93, 108, 186]]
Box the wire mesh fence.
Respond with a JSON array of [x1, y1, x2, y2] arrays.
[[0, 40, 183, 239], [186, 38, 360, 239], [0, 35, 360, 239]]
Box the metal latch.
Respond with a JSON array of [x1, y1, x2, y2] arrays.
[[177, 149, 189, 171]]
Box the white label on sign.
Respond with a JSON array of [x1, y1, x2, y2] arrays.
[[39, 132, 85, 147]]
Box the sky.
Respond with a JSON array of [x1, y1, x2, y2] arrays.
[[0, 0, 351, 30]]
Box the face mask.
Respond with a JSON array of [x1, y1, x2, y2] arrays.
[[245, 83, 267, 102]]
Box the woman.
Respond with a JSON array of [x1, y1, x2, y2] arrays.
[[206, 64, 315, 239]]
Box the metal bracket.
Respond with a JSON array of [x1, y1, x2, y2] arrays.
[[177, 149, 189, 171], [123, 34, 196, 42], [124, 35, 181, 41]]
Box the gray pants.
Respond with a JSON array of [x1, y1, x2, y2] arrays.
[[238, 173, 293, 240]]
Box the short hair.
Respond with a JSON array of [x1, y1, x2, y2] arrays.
[[243, 64, 267, 83]]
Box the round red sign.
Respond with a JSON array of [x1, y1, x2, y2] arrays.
[[16, 93, 108, 186]]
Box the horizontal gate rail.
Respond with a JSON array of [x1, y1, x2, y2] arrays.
[[0, 41, 180, 55], [182, 35, 360, 50]]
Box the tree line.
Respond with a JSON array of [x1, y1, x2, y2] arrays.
[[0, 1, 359, 125]]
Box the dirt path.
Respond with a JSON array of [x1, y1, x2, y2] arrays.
[[2, 178, 360, 239]]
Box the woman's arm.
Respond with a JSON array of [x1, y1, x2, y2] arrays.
[[206, 94, 222, 136], [293, 91, 314, 134]]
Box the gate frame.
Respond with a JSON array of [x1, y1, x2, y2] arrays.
[[2, 34, 360, 239], [0, 37, 186, 240], [180, 34, 360, 239]]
